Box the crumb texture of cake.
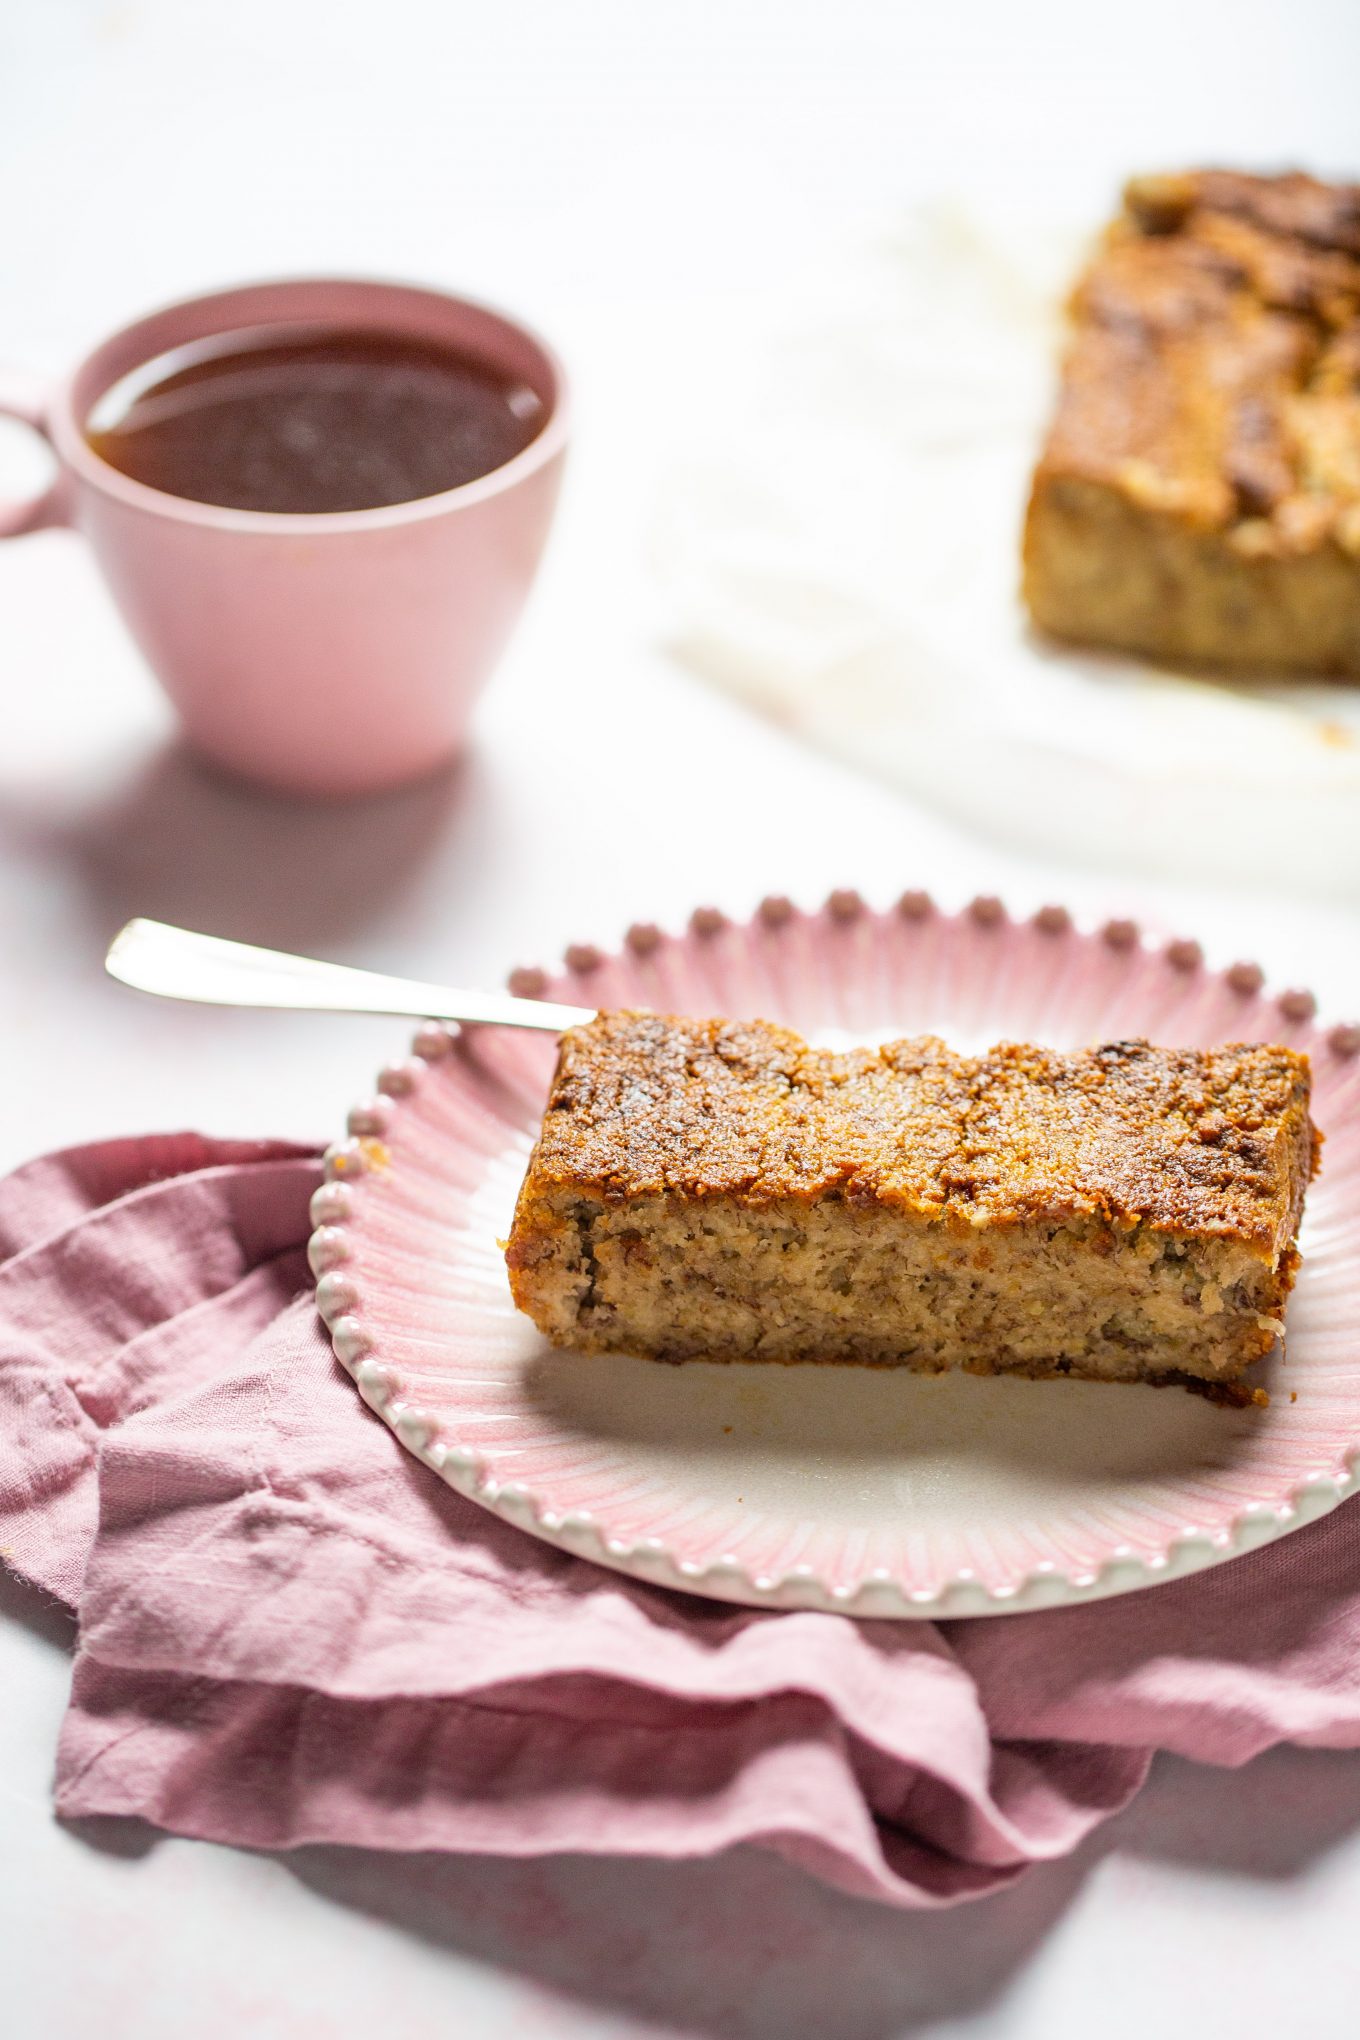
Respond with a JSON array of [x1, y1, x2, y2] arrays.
[[1023, 168, 1360, 675], [505, 1012, 1319, 1390]]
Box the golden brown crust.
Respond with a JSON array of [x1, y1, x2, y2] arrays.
[[514, 1012, 1317, 1257], [1044, 169, 1360, 538], [1023, 168, 1360, 673]]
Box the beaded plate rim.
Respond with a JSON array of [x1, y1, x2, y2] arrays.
[[310, 888, 1360, 1620]]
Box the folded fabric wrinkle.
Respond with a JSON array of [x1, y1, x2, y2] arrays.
[[3, 1134, 1360, 1908]]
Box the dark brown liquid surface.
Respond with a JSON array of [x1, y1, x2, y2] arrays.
[[87, 326, 546, 513]]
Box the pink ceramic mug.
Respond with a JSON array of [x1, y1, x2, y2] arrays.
[[0, 279, 568, 796]]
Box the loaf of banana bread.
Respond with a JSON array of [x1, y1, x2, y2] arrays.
[[1023, 168, 1360, 675], [505, 1012, 1318, 1395]]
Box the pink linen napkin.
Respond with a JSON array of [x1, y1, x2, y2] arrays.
[[4, 1135, 1360, 1909]]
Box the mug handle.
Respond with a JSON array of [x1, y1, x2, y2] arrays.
[[0, 374, 71, 537]]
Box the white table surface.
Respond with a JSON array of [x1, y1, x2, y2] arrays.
[[3, 3, 1360, 2033]]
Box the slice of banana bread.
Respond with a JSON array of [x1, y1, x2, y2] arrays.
[[1023, 168, 1360, 674], [505, 1013, 1318, 1393]]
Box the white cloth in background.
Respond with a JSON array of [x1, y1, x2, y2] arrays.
[[656, 208, 1360, 900]]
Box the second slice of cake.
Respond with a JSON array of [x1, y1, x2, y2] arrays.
[[1023, 169, 1360, 675], [506, 1013, 1318, 1394]]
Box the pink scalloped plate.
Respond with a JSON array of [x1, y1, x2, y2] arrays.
[[310, 893, 1360, 1619]]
